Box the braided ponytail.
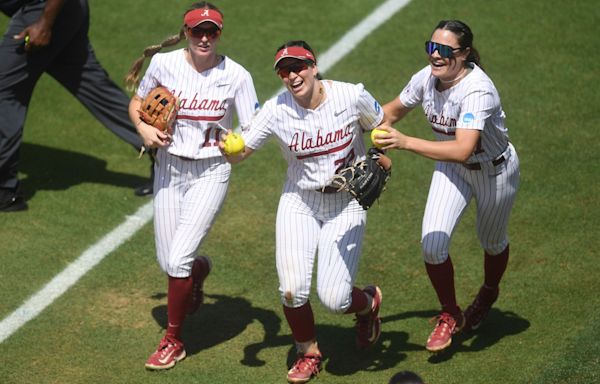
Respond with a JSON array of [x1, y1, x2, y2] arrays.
[[124, 29, 185, 90], [125, 2, 224, 90]]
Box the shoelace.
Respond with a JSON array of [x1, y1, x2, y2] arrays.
[[158, 338, 178, 356], [290, 354, 321, 374], [430, 313, 455, 336]]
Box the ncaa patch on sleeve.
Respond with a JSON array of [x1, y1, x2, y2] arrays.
[[462, 113, 475, 124]]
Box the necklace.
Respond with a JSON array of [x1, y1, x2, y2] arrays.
[[439, 68, 468, 83], [309, 84, 325, 109]]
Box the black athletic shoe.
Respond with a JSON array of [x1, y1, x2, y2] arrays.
[[0, 189, 28, 212], [134, 181, 153, 197]]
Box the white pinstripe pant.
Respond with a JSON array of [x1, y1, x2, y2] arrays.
[[276, 183, 367, 313], [153, 149, 230, 277], [422, 143, 520, 264]]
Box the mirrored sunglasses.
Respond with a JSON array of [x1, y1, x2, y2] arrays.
[[425, 41, 462, 58], [276, 61, 311, 78], [187, 25, 221, 39]]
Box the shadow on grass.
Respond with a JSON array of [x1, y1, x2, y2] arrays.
[[151, 293, 282, 358], [380, 308, 530, 363], [151, 294, 424, 377], [150, 296, 530, 372], [318, 327, 422, 375], [243, 322, 421, 375], [429, 309, 530, 363], [18, 142, 148, 200]]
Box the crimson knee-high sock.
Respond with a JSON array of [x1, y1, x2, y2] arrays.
[[166, 276, 193, 340], [425, 256, 459, 315], [484, 244, 510, 288], [344, 287, 370, 314], [283, 301, 316, 343]]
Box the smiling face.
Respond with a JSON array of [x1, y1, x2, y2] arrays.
[[185, 21, 221, 59], [276, 57, 320, 105], [428, 28, 469, 82]]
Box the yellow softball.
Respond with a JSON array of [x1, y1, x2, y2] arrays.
[[223, 132, 245, 155], [370, 128, 387, 148]]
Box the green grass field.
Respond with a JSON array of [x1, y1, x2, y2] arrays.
[[1, 0, 599, 383]]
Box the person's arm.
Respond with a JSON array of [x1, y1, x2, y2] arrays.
[[375, 125, 480, 162], [128, 95, 170, 148], [218, 131, 254, 164], [371, 86, 416, 150], [233, 70, 260, 133], [13, 0, 67, 51], [382, 96, 413, 125], [376, 85, 481, 162], [223, 146, 255, 164]]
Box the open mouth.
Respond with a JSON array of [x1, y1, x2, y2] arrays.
[[290, 79, 304, 91]]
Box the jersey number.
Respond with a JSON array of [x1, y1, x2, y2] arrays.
[[202, 127, 221, 148], [334, 149, 355, 173]]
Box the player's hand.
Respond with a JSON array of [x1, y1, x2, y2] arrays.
[[137, 121, 171, 148], [217, 129, 233, 153], [373, 124, 410, 151], [218, 129, 240, 163], [218, 129, 251, 164]]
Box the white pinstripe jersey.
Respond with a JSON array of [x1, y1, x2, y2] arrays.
[[137, 49, 259, 159], [243, 80, 384, 190], [399, 64, 509, 163]]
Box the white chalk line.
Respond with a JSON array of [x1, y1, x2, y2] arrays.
[[0, 0, 412, 344]]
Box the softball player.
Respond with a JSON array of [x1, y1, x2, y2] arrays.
[[126, 2, 259, 370], [222, 40, 384, 383], [376, 20, 520, 352]]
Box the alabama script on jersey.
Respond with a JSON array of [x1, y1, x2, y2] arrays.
[[137, 49, 259, 159], [400, 63, 509, 163], [243, 80, 384, 190]]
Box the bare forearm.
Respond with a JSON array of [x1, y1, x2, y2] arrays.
[[40, 0, 67, 27], [383, 97, 412, 125], [224, 147, 254, 164], [17, 0, 67, 49], [129, 96, 144, 130], [403, 136, 472, 162], [375, 126, 479, 162]]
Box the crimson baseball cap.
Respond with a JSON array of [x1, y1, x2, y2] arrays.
[[273, 46, 316, 68], [184, 8, 223, 29]]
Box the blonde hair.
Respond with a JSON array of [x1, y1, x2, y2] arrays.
[[124, 30, 185, 90], [124, 2, 224, 91]]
